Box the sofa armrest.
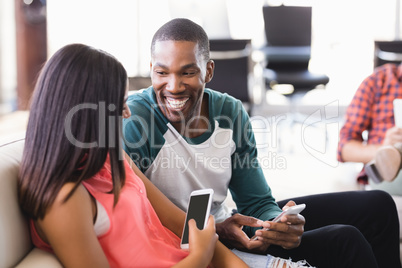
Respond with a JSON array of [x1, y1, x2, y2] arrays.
[[15, 248, 62, 268]]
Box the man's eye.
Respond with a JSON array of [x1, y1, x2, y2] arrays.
[[183, 71, 195, 75], [156, 71, 166, 75]]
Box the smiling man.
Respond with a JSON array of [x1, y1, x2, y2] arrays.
[[151, 38, 211, 137], [122, 18, 401, 267], [123, 19, 279, 229]]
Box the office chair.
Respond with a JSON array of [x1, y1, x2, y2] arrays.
[[374, 40, 402, 68], [261, 5, 330, 152], [207, 39, 254, 115], [261, 5, 329, 97]]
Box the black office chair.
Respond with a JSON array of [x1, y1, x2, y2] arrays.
[[261, 5, 329, 97], [374, 40, 402, 68], [261, 5, 330, 152], [207, 39, 254, 115]]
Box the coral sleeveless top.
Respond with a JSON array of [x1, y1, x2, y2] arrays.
[[30, 157, 189, 267]]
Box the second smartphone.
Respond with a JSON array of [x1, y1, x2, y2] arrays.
[[180, 189, 214, 249]]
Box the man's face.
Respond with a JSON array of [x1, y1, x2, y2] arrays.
[[150, 40, 213, 129]]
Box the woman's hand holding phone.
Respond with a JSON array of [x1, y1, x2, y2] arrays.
[[179, 189, 217, 267], [180, 189, 214, 249], [186, 215, 218, 266]]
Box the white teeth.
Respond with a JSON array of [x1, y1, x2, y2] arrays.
[[166, 98, 189, 109]]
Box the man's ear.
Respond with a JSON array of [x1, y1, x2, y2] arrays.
[[205, 60, 214, 83]]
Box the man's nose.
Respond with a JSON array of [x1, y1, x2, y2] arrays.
[[165, 75, 183, 93]]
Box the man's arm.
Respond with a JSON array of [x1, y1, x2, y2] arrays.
[[229, 104, 282, 227], [341, 140, 381, 164], [338, 78, 376, 163], [336, 68, 402, 163], [214, 102, 282, 251], [341, 125, 402, 164]]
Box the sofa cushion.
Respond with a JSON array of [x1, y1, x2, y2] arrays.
[[0, 139, 32, 267], [15, 248, 62, 268], [0, 139, 61, 267]]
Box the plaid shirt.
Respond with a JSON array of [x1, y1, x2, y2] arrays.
[[337, 63, 402, 181], [338, 64, 402, 155]]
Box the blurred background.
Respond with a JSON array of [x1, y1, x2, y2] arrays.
[[0, 0, 401, 112], [0, 0, 401, 199]]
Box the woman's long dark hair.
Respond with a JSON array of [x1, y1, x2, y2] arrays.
[[18, 44, 127, 220]]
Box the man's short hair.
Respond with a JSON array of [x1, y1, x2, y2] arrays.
[[151, 18, 210, 61]]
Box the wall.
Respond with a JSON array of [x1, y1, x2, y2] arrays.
[[0, 0, 17, 114], [1, 0, 401, 113]]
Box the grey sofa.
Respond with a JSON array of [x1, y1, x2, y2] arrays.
[[1, 137, 401, 266], [0, 139, 62, 267]]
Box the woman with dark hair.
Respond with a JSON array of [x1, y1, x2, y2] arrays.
[[17, 43, 310, 268], [17, 43, 229, 268]]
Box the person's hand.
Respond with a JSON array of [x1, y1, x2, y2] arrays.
[[383, 126, 402, 146], [187, 215, 219, 267], [215, 213, 264, 251], [252, 201, 305, 252]]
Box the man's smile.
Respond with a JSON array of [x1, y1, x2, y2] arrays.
[[166, 97, 189, 109]]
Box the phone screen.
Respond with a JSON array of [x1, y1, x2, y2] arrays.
[[181, 193, 211, 245]]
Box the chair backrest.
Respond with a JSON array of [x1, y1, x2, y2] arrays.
[[262, 5, 312, 70], [374, 40, 402, 68], [263, 5, 312, 47], [207, 39, 253, 113]]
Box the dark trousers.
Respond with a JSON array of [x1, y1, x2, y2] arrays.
[[266, 190, 401, 268]]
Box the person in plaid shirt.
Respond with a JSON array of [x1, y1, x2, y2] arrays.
[[338, 63, 402, 193]]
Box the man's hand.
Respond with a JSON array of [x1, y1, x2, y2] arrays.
[[215, 213, 265, 251], [252, 201, 305, 251]]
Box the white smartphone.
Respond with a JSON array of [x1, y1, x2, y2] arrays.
[[251, 203, 306, 240], [393, 99, 402, 128], [180, 189, 214, 249], [270, 203, 306, 223]]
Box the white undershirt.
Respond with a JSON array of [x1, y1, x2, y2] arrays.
[[93, 199, 110, 236]]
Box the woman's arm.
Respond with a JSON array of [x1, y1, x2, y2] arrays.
[[172, 217, 218, 268], [210, 240, 249, 268], [124, 152, 186, 236], [36, 183, 109, 268]]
